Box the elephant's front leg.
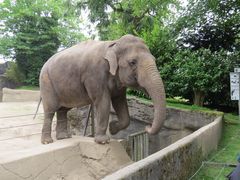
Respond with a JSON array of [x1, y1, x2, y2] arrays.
[[109, 94, 130, 135], [94, 91, 111, 144], [56, 107, 72, 140]]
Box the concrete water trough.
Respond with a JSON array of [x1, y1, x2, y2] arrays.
[[0, 88, 223, 179]]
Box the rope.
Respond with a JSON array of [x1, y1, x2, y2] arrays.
[[0, 105, 93, 141], [0, 132, 42, 141], [0, 122, 44, 130], [0, 113, 44, 119], [0, 104, 91, 120], [203, 161, 237, 167], [209, 131, 240, 162], [188, 162, 205, 180], [214, 166, 225, 180]]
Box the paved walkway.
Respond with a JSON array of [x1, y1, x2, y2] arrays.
[[0, 101, 54, 155]]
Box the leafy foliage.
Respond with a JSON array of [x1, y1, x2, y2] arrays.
[[0, 0, 85, 85], [76, 0, 240, 108], [176, 0, 240, 52], [77, 0, 178, 40], [162, 48, 239, 106], [127, 88, 150, 100], [0, 0, 239, 109], [167, 0, 240, 106], [5, 61, 25, 84]]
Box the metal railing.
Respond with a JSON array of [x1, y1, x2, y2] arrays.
[[128, 130, 149, 161]]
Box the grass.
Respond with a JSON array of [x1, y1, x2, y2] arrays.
[[16, 85, 39, 90], [167, 100, 222, 115], [192, 112, 240, 179]]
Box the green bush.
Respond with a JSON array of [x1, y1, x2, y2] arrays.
[[5, 61, 25, 84], [127, 88, 150, 100]]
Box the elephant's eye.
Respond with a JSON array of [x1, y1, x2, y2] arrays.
[[128, 59, 137, 67]]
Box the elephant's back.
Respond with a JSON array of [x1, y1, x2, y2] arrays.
[[46, 40, 105, 69], [39, 40, 106, 107]]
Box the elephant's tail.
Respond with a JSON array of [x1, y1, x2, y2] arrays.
[[33, 97, 42, 120]]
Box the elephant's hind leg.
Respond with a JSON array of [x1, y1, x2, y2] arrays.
[[56, 107, 72, 140], [40, 69, 59, 144], [41, 112, 55, 144]]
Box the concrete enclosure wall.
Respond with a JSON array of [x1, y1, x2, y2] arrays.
[[67, 96, 222, 179], [103, 116, 222, 180], [117, 97, 217, 154], [68, 97, 217, 155], [2, 88, 40, 102], [0, 90, 223, 179]]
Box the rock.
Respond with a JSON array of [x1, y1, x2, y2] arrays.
[[67, 106, 92, 136], [0, 62, 9, 75]]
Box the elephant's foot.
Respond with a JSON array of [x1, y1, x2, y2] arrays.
[[109, 121, 120, 135], [56, 131, 72, 140], [41, 134, 53, 144], [94, 135, 110, 144]]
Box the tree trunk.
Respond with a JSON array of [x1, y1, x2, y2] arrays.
[[193, 90, 205, 106]]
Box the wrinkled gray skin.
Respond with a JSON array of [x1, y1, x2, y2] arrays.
[[40, 34, 166, 144]]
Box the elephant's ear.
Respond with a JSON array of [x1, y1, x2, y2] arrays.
[[104, 42, 118, 76]]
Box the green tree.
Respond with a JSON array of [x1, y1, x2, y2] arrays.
[[165, 49, 235, 106], [76, 0, 178, 40], [166, 0, 240, 107], [5, 61, 25, 84], [0, 0, 85, 85], [175, 0, 240, 52]]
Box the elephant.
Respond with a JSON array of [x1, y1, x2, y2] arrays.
[[39, 34, 166, 144]]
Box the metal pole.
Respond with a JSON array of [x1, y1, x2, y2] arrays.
[[239, 72, 240, 121], [90, 105, 95, 136], [83, 105, 92, 136]]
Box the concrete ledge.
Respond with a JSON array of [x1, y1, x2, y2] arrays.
[[0, 102, 132, 180], [2, 88, 40, 102], [103, 116, 222, 180], [0, 137, 132, 180]]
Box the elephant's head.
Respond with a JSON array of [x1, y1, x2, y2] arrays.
[[105, 34, 166, 134]]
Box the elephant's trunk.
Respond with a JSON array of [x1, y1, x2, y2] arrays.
[[138, 61, 166, 135]]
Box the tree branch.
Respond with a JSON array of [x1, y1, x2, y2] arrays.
[[108, 2, 124, 13], [137, 8, 150, 21]]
